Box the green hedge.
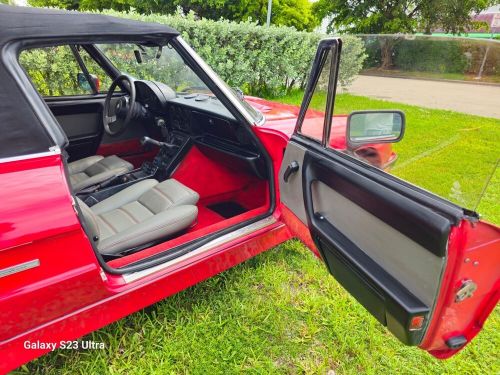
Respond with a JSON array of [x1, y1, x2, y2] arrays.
[[362, 36, 499, 77], [20, 9, 366, 97], [101, 10, 366, 96]]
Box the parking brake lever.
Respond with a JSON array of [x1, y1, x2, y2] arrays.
[[140, 136, 175, 149]]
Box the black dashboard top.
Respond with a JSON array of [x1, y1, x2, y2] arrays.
[[135, 79, 235, 122]]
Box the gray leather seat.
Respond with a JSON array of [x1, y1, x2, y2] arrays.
[[77, 179, 199, 255], [68, 155, 134, 192]]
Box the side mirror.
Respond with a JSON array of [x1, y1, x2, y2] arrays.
[[347, 110, 405, 148], [77, 72, 100, 92]]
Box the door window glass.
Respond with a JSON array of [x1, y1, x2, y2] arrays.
[[296, 48, 334, 142], [20, 45, 93, 97], [326, 35, 499, 223]]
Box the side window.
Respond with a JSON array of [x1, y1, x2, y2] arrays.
[[19, 45, 92, 97], [327, 35, 499, 224], [19, 45, 113, 97], [296, 48, 334, 142]]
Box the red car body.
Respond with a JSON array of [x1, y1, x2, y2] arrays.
[[1, 101, 498, 373], [246, 96, 398, 170], [0, 6, 498, 374]]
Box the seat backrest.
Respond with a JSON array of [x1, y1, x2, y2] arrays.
[[76, 197, 100, 241]]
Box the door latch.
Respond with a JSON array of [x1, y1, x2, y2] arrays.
[[283, 161, 299, 183], [455, 279, 477, 302]]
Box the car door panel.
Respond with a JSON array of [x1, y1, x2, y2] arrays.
[[280, 138, 466, 345], [46, 95, 155, 166], [280, 36, 499, 355], [47, 97, 105, 161]]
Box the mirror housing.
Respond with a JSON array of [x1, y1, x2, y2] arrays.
[[347, 110, 405, 148], [77, 72, 100, 92]]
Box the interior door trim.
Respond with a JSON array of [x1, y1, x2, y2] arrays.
[[281, 136, 475, 346], [303, 154, 452, 256], [293, 135, 467, 226]]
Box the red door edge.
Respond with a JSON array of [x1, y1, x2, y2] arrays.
[[282, 203, 500, 358], [420, 219, 500, 358]]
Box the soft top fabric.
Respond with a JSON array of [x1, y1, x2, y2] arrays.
[[0, 5, 179, 45], [0, 5, 179, 159]]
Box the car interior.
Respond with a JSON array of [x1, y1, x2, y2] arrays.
[[20, 42, 271, 266]]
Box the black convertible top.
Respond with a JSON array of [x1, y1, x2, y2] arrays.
[[0, 5, 180, 159], [0, 5, 179, 45]]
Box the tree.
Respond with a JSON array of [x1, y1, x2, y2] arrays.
[[29, 0, 320, 31], [224, 0, 318, 31], [314, 0, 493, 34], [312, 0, 493, 68]]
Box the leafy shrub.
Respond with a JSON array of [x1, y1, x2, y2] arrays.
[[101, 10, 366, 96], [20, 9, 366, 97]]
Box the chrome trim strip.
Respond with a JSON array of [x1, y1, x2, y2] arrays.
[[123, 216, 277, 283], [0, 147, 61, 164], [0, 259, 40, 279], [176, 36, 265, 126]]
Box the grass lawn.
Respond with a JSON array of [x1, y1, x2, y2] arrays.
[[19, 94, 499, 374], [279, 91, 500, 225]]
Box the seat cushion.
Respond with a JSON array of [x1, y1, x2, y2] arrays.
[[78, 179, 199, 255], [97, 205, 198, 255], [68, 155, 133, 192]]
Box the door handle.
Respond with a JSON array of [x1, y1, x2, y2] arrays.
[[283, 161, 299, 183]]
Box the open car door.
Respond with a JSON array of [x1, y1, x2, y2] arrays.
[[280, 38, 499, 358]]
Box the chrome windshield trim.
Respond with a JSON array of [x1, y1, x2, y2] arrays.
[[123, 215, 277, 283], [176, 36, 265, 126], [0, 146, 61, 164]]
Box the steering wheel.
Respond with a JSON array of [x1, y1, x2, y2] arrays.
[[103, 74, 136, 136]]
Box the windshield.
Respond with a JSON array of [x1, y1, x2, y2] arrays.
[[97, 42, 263, 123], [97, 43, 210, 93]]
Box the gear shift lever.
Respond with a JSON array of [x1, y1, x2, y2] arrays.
[[140, 136, 175, 149]]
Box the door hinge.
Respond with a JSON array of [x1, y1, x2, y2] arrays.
[[455, 279, 477, 303]]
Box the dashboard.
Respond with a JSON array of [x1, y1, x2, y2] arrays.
[[134, 80, 267, 179]]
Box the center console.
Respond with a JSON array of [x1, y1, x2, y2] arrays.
[[78, 132, 191, 207]]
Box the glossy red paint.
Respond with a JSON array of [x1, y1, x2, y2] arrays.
[[250, 97, 500, 355], [0, 122, 498, 373], [282, 190, 500, 355], [0, 155, 110, 346], [420, 220, 500, 357], [246, 96, 397, 170], [280, 205, 321, 259], [0, 213, 291, 373], [0, 97, 497, 373]]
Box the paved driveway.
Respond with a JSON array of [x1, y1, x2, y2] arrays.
[[344, 75, 500, 119]]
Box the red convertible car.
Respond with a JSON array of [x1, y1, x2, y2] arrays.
[[0, 6, 498, 373]]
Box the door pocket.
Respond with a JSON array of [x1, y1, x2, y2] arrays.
[[312, 218, 430, 345]]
